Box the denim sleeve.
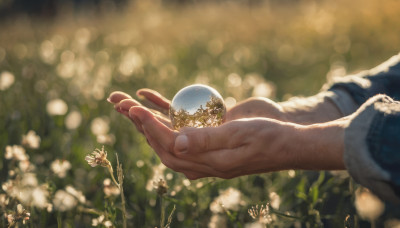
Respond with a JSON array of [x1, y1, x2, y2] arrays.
[[327, 53, 400, 116], [343, 95, 400, 203]]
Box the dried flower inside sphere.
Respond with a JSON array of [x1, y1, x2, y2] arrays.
[[169, 84, 226, 130]]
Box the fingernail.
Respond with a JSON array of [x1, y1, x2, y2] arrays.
[[114, 104, 121, 112], [175, 135, 188, 154], [128, 107, 134, 118], [107, 97, 113, 103]]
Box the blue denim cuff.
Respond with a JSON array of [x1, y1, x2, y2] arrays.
[[344, 95, 400, 203], [325, 88, 359, 116], [328, 53, 400, 107]]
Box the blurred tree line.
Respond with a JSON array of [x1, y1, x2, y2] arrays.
[[0, 0, 293, 19]]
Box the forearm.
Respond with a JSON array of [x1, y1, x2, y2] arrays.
[[281, 118, 347, 170], [279, 91, 344, 125]]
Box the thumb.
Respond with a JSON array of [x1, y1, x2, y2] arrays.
[[174, 124, 239, 154]]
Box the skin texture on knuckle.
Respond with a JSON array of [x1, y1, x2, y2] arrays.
[[182, 128, 212, 153], [199, 130, 212, 152]]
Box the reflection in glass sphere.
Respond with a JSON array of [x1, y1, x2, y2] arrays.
[[170, 84, 226, 130]]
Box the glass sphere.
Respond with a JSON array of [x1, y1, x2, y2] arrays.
[[169, 84, 226, 130]]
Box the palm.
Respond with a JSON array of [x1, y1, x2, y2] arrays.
[[226, 97, 286, 122], [108, 90, 285, 130]]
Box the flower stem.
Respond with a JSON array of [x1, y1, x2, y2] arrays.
[[57, 212, 62, 228], [160, 195, 165, 228], [116, 154, 127, 228], [76, 206, 103, 215], [107, 164, 120, 189]]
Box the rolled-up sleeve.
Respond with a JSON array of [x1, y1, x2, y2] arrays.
[[327, 53, 400, 116], [322, 53, 400, 202], [344, 95, 400, 203]]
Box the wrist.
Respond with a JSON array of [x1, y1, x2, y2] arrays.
[[283, 119, 347, 170]]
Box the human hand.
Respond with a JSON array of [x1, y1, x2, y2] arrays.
[[126, 106, 346, 179], [107, 89, 172, 133], [107, 89, 288, 129], [126, 105, 293, 179]]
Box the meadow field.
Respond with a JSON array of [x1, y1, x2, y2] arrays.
[[1, 0, 400, 227]]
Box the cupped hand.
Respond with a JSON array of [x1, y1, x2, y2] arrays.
[[127, 106, 295, 180], [107, 89, 287, 129], [107, 89, 172, 132], [108, 89, 346, 178]]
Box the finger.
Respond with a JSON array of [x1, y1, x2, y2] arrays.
[[137, 89, 170, 114], [115, 99, 142, 115], [114, 99, 172, 128], [113, 100, 144, 134], [144, 130, 224, 179], [117, 98, 167, 119], [129, 106, 176, 152], [107, 91, 132, 104], [174, 122, 243, 154]]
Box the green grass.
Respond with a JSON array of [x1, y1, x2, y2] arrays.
[[1, 0, 400, 227]]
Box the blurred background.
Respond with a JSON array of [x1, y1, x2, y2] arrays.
[[1, 0, 400, 227]]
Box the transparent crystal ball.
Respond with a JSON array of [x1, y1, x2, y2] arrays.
[[169, 84, 226, 130]]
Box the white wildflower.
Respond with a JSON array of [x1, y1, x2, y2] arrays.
[[50, 159, 71, 178], [269, 192, 281, 210], [136, 160, 144, 168], [18, 204, 30, 224], [2, 180, 18, 197], [103, 178, 120, 197], [5, 204, 30, 226], [208, 214, 227, 228], [53, 190, 78, 211], [210, 187, 243, 213], [0, 194, 9, 206], [96, 133, 115, 145], [154, 178, 168, 196], [19, 186, 49, 209], [85, 146, 110, 168], [65, 185, 86, 203], [252, 82, 276, 98], [5, 213, 15, 225], [46, 203, 53, 212], [21, 130, 41, 149], [3, 172, 49, 209], [90, 117, 110, 136], [5, 145, 28, 161], [118, 49, 143, 77], [355, 187, 385, 221], [46, 99, 68, 116], [146, 163, 166, 191], [21, 173, 38, 186], [19, 160, 34, 172], [31, 187, 49, 208], [0, 71, 15, 91], [92, 215, 113, 227], [103, 220, 112, 227], [92, 215, 105, 226], [65, 110, 82, 129], [248, 204, 272, 224], [244, 222, 265, 228], [182, 179, 191, 187], [8, 170, 16, 177]]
